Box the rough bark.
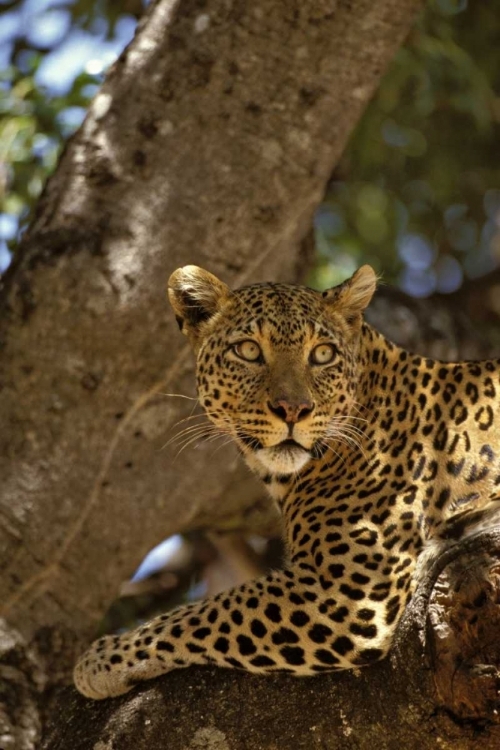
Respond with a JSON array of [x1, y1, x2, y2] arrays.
[[0, 0, 422, 647]]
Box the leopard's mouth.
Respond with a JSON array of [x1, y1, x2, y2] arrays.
[[276, 438, 305, 450], [255, 438, 312, 473], [238, 435, 306, 454], [237, 432, 314, 473]]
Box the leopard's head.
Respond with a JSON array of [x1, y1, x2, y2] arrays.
[[168, 265, 376, 475]]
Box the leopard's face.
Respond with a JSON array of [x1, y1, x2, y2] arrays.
[[169, 267, 377, 475]]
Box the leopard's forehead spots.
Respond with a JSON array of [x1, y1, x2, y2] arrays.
[[225, 283, 340, 345]]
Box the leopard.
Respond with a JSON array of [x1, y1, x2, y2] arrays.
[[74, 264, 500, 699]]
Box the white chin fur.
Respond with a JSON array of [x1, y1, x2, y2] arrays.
[[255, 446, 311, 474]]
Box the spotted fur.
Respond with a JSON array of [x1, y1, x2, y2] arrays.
[[74, 265, 500, 699]]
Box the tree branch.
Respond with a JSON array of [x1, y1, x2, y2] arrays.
[[42, 530, 500, 749]]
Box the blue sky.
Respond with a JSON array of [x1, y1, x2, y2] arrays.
[[0, 0, 138, 271], [1, 0, 136, 94]]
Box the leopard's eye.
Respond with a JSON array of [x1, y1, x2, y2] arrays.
[[310, 343, 336, 365], [233, 340, 263, 362]]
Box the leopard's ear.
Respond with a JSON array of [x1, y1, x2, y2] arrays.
[[168, 266, 231, 345], [322, 265, 377, 325]]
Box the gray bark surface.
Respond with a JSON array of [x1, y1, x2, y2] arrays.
[[0, 0, 422, 646]]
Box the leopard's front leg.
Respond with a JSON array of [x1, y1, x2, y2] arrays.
[[74, 566, 393, 699]]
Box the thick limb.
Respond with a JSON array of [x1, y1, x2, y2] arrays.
[[74, 567, 393, 699]]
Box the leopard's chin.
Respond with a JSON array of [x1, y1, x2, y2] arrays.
[[255, 439, 312, 474]]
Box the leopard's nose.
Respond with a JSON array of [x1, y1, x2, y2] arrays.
[[268, 398, 314, 424]]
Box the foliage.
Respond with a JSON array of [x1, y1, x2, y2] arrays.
[[0, 60, 98, 224], [0, 0, 139, 270], [312, 0, 500, 293]]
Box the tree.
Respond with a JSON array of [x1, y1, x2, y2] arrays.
[[2, 0, 500, 747]]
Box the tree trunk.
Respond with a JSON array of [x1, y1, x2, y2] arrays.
[[0, 0, 422, 647]]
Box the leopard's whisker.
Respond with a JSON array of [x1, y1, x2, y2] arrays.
[[321, 440, 347, 468], [163, 424, 218, 447], [171, 410, 221, 428], [158, 392, 199, 401], [209, 437, 238, 458], [172, 431, 226, 459], [323, 427, 368, 461], [162, 424, 224, 451]]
